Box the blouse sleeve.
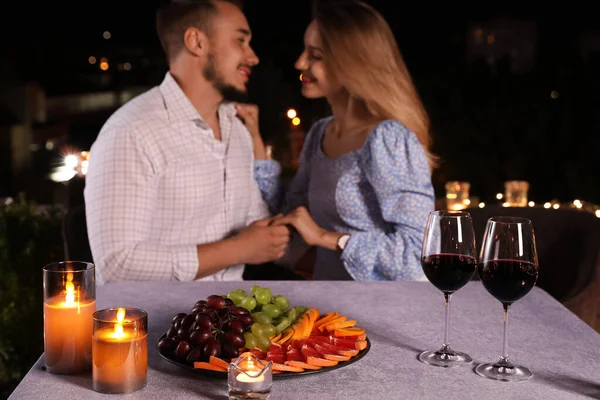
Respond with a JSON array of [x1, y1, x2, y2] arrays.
[[340, 120, 435, 280]]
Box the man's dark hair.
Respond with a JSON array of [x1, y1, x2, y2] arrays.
[[156, 0, 244, 61]]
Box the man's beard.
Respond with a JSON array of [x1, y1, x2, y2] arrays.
[[203, 54, 249, 103]]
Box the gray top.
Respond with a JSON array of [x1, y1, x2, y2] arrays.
[[9, 280, 600, 400], [308, 119, 354, 280]]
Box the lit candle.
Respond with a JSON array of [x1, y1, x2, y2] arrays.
[[92, 308, 148, 394], [228, 354, 272, 399], [43, 262, 96, 374]]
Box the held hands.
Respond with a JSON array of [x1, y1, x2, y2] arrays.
[[234, 214, 290, 264], [272, 206, 340, 251]]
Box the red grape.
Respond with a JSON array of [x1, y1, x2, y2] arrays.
[[206, 295, 226, 310], [186, 347, 202, 364], [180, 314, 196, 331], [172, 313, 186, 325], [195, 313, 214, 330], [177, 328, 191, 342], [237, 314, 253, 327], [223, 330, 245, 348], [166, 326, 178, 339], [190, 329, 212, 346], [231, 307, 250, 316], [157, 337, 177, 354], [175, 340, 191, 362], [203, 339, 221, 358], [229, 320, 245, 335]]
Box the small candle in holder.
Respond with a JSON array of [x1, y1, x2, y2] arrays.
[[43, 261, 96, 374], [445, 181, 471, 210], [504, 180, 530, 207], [92, 307, 148, 394], [228, 353, 273, 400]]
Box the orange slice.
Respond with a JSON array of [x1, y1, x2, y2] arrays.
[[285, 360, 322, 370], [209, 356, 230, 370], [333, 327, 365, 337], [193, 361, 227, 372], [272, 362, 304, 372]]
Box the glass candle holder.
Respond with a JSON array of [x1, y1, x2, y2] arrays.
[[504, 180, 529, 207], [92, 308, 148, 394], [228, 353, 273, 400], [445, 181, 471, 210], [43, 261, 96, 374]]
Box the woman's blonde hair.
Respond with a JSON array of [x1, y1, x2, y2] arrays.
[[313, 0, 438, 169]]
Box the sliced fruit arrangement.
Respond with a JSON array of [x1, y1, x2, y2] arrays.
[[157, 286, 307, 366], [193, 307, 369, 374]]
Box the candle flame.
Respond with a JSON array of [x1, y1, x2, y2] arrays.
[[65, 272, 75, 305], [113, 308, 126, 338]]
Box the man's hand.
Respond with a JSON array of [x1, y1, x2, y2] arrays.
[[233, 215, 291, 264]]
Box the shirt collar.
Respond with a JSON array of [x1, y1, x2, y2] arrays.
[[158, 72, 237, 125]]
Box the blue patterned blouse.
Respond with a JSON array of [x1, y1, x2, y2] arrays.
[[254, 116, 435, 281]]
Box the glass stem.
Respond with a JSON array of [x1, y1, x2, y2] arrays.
[[501, 303, 510, 361], [443, 293, 451, 348]]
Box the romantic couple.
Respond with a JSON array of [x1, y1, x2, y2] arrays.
[[83, 0, 436, 284]]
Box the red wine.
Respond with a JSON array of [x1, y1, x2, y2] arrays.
[[478, 259, 538, 304], [421, 254, 477, 293]]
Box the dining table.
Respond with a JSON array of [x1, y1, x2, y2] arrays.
[[8, 280, 600, 399]]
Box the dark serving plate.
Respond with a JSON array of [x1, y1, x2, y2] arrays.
[[156, 334, 371, 379]]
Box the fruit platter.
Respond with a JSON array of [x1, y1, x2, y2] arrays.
[[156, 285, 370, 378]]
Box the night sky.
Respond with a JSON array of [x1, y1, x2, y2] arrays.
[[1, 2, 599, 203]]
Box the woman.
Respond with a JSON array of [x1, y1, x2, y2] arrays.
[[238, 0, 436, 280]]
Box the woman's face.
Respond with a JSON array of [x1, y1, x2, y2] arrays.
[[294, 20, 342, 99]]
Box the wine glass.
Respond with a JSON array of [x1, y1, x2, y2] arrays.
[[475, 216, 539, 382], [419, 210, 477, 367]]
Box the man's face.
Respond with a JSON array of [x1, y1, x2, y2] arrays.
[[202, 2, 259, 102]]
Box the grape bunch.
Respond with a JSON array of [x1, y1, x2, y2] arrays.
[[226, 285, 306, 351], [157, 294, 253, 365]]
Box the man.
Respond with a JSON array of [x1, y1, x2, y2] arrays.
[[84, 0, 290, 284]]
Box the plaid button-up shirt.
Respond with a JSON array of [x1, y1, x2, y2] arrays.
[[84, 72, 269, 284]]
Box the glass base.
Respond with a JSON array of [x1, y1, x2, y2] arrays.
[[475, 360, 532, 382], [229, 389, 271, 400], [418, 347, 473, 368]]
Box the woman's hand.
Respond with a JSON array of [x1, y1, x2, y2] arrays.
[[272, 207, 342, 251], [235, 103, 267, 159]]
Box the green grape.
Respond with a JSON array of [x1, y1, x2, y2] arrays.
[[256, 334, 271, 351], [252, 312, 272, 325], [244, 332, 258, 350], [240, 296, 257, 311], [261, 304, 282, 319], [286, 307, 297, 322], [234, 289, 248, 297], [274, 317, 290, 334], [294, 305, 307, 314], [255, 288, 271, 305], [251, 323, 264, 338], [251, 285, 261, 296], [227, 290, 245, 305], [261, 323, 276, 338], [273, 295, 290, 311]]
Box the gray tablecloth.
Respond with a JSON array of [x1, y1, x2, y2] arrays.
[[9, 281, 600, 399]]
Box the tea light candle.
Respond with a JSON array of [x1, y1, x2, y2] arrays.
[[92, 308, 148, 394], [228, 354, 273, 399], [43, 262, 96, 374]]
